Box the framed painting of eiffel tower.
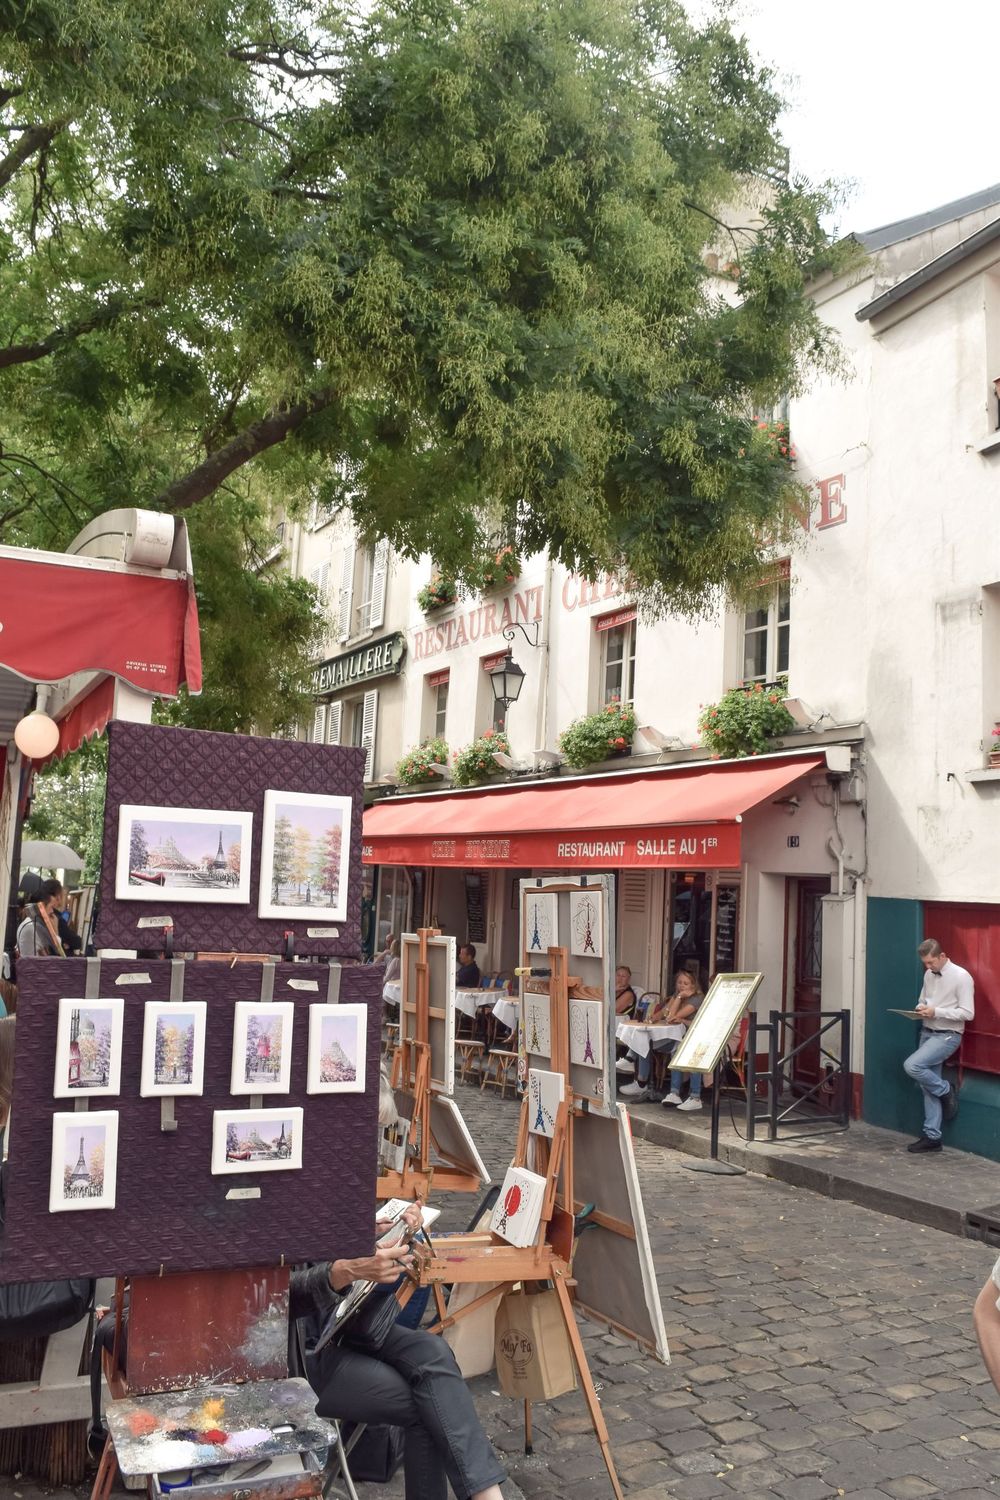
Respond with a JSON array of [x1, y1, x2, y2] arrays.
[[569, 999, 605, 1070], [114, 804, 253, 904], [307, 1003, 368, 1094], [49, 1110, 119, 1212], [523, 891, 558, 957]]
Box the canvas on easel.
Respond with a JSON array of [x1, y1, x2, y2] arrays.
[[490, 1165, 547, 1248], [400, 931, 456, 1094], [569, 998, 604, 1070], [527, 1069, 564, 1139], [523, 994, 551, 1058], [569, 889, 603, 958], [523, 891, 557, 956]]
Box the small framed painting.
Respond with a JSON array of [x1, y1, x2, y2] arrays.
[[257, 790, 352, 923], [523, 994, 551, 1058], [139, 1002, 208, 1097], [523, 891, 558, 957], [307, 1004, 367, 1094], [569, 998, 604, 1070], [230, 1002, 295, 1095], [50, 1111, 119, 1212], [490, 1165, 547, 1248], [212, 1108, 304, 1174], [569, 889, 604, 959], [527, 1068, 565, 1140], [54, 997, 125, 1098], [115, 805, 253, 904]]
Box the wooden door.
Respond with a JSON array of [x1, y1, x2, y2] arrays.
[[791, 879, 827, 1095]]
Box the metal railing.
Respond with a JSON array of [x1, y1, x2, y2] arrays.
[[745, 1009, 851, 1143]]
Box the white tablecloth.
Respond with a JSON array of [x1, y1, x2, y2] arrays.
[[615, 1020, 685, 1058], [383, 980, 401, 1009], [492, 997, 519, 1033], [455, 987, 489, 1019]]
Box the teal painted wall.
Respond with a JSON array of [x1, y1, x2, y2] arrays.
[[865, 896, 1000, 1161]]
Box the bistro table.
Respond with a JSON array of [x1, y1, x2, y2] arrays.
[[491, 996, 519, 1034], [383, 981, 492, 1021], [615, 1019, 685, 1056]]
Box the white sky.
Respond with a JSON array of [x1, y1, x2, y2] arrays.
[[722, 0, 1000, 235]]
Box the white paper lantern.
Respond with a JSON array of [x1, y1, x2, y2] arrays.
[[14, 710, 60, 759]]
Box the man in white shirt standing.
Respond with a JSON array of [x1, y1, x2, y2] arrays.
[[902, 938, 974, 1154]]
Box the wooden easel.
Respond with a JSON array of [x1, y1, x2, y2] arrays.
[[400, 943, 624, 1500], [378, 928, 483, 1201]]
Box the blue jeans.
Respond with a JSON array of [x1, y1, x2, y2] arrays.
[[903, 1027, 961, 1141], [634, 1039, 675, 1085], [671, 1068, 702, 1099]]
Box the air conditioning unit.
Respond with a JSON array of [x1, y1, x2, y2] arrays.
[[68, 509, 192, 572]]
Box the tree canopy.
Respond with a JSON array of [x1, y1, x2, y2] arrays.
[[1, 0, 847, 725]]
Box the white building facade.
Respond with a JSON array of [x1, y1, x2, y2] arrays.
[[287, 183, 1000, 1155]]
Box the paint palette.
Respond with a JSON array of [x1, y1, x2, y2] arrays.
[[106, 1377, 339, 1480]]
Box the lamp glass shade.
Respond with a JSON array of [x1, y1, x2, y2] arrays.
[[14, 710, 60, 759], [489, 652, 525, 707]]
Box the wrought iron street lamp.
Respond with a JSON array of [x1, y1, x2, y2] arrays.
[[488, 649, 526, 711]]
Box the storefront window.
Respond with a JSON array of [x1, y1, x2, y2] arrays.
[[375, 867, 412, 953]]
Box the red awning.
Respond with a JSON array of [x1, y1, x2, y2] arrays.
[[0, 552, 201, 696], [363, 755, 825, 869]]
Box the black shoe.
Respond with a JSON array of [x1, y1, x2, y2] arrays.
[[907, 1135, 942, 1153], [942, 1084, 959, 1122]]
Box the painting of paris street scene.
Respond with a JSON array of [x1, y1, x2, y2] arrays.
[[49, 1111, 119, 1212], [307, 1004, 367, 1094], [258, 790, 352, 923], [114, 804, 253, 904], [140, 1001, 207, 1097], [230, 1002, 294, 1095], [212, 1108, 304, 1175], [53, 997, 124, 1098]]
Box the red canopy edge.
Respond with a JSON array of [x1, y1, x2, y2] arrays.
[[0, 555, 201, 697], [362, 755, 825, 869], [46, 676, 116, 764]]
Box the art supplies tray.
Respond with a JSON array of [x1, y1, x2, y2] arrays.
[[149, 1449, 325, 1500], [106, 1377, 336, 1479]]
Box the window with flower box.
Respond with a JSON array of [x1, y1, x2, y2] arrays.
[[600, 613, 637, 706], [741, 565, 790, 684]]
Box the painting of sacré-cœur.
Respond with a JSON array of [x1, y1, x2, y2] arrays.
[[53, 997, 124, 1099], [258, 790, 352, 923], [115, 805, 253, 904], [307, 1004, 367, 1094]]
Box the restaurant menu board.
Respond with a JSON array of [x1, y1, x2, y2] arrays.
[[464, 873, 487, 945], [713, 885, 739, 973], [669, 972, 764, 1075]]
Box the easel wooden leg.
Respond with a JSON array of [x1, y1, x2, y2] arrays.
[[89, 1434, 118, 1500], [552, 1270, 624, 1500]]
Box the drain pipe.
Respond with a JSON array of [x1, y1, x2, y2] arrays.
[[534, 557, 555, 753]]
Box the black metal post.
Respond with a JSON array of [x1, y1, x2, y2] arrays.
[[745, 1014, 758, 1143]]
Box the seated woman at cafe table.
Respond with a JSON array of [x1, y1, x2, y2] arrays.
[[620, 970, 705, 1107], [291, 1203, 506, 1500]]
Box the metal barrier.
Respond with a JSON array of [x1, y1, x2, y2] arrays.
[[745, 1009, 851, 1143]]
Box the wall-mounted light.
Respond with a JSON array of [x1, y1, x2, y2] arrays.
[[488, 622, 541, 713], [13, 685, 60, 759]]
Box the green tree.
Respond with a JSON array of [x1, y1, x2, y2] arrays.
[[0, 0, 850, 684], [270, 814, 294, 901], [24, 736, 107, 881]]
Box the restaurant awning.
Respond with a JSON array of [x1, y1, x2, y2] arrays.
[[363, 754, 826, 869]]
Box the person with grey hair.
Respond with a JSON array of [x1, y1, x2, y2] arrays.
[[902, 938, 974, 1154]]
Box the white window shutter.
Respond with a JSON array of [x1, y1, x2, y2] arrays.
[[338, 544, 355, 641], [326, 702, 343, 745], [368, 538, 390, 629], [311, 704, 326, 743], [309, 562, 331, 601], [360, 688, 379, 781]]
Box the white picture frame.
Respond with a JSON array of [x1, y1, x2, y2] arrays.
[[569, 998, 605, 1070], [523, 891, 558, 956], [115, 804, 253, 904], [527, 1068, 565, 1139], [569, 888, 604, 959], [523, 993, 551, 1057], [230, 1002, 295, 1095], [490, 1165, 547, 1248], [257, 789, 352, 923], [307, 1004, 367, 1094], [211, 1107, 304, 1174], [53, 997, 125, 1098], [139, 1001, 208, 1097], [50, 1110, 119, 1212]]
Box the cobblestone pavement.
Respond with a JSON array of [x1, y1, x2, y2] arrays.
[[17, 1083, 1000, 1499], [441, 1084, 1000, 1500]]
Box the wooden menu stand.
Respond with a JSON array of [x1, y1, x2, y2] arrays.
[[378, 927, 482, 1201], [399, 944, 624, 1500]]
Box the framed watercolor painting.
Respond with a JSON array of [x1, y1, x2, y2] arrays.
[[230, 1002, 294, 1095], [569, 888, 604, 958], [257, 790, 352, 923], [139, 1001, 208, 1097], [307, 1004, 367, 1094], [53, 997, 124, 1098], [211, 1108, 304, 1174], [523, 890, 557, 957], [115, 804, 253, 904], [50, 1111, 119, 1212]]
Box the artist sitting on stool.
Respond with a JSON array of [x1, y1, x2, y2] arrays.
[[291, 1206, 505, 1500]]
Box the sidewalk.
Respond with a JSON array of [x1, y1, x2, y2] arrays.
[[625, 1089, 1000, 1240]]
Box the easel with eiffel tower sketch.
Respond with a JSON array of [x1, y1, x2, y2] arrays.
[[397, 940, 625, 1500], [379, 928, 485, 1201]]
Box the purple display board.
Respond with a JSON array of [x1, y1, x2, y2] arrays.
[[96, 722, 365, 958], [2, 958, 382, 1284]]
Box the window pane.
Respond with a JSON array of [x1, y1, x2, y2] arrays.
[[435, 682, 449, 739], [744, 603, 768, 631], [603, 623, 628, 701], [743, 630, 767, 682], [492, 697, 507, 732], [625, 623, 636, 700], [349, 704, 365, 746], [777, 621, 790, 675], [777, 581, 790, 623]]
